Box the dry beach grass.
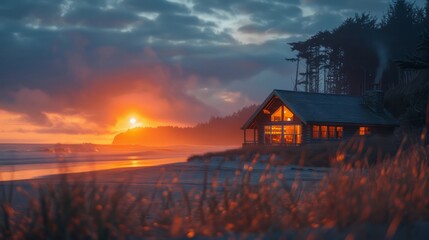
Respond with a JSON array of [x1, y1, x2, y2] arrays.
[[0, 133, 428, 239]]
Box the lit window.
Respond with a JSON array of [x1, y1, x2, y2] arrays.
[[295, 125, 302, 135], [283, 107, 293, 121], [321, 126, 328, 138], [264, 124, 302, 145], [271, 107, 282, 121], [336, 127, 343, 139], [328, 126, 336, 138], [295, 125, 302, 144], [359, 127, 370, 136], [264, 126, 271, 143], [271, 106, 294, 122], [314, 125, 343, 139], [271, 125, 282, 143], [283, 125, 302, 144], [296, 135, 302, 144], [312, 125, 320, 139]]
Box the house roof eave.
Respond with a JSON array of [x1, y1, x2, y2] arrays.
[[273, 89, 308, 125], [241, 90, 309, 129], [241, 91, 276, 130]]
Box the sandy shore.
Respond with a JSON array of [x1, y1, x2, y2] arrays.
[[23, 157, 329, 193], [2, 150, 331, 217], [4, 154, 429, 239], [0, 145, 237, 181]]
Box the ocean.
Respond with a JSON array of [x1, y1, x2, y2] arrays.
[[0, 143, 231, 181]]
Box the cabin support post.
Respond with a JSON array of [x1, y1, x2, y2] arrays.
[[243, 129, 247, 144], [253, 129, 256, 144]]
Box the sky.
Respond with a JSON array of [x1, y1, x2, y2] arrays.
[[0, 0, 426, 143]]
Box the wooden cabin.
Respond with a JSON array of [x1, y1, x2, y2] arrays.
[[242, 89, 399, 146]]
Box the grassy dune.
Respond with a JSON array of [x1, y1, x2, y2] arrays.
[[189, 134, 403, 168]]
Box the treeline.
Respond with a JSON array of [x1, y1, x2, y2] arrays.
[[112, 105, 257, 146], [289, 0, 429, 96]]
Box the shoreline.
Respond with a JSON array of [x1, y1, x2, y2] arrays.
[[0, 156, 188, 182], [0, 144, 239, 182], [3, 155, 329, 193], [21, 156, 328, 192]]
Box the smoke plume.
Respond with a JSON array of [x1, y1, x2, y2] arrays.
[[374, 42, 389, 86]]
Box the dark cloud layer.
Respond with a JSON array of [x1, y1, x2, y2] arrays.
[[0, 0, 425, 135]]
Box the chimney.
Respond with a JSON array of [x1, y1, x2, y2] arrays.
[[363, 88, 384, 113]]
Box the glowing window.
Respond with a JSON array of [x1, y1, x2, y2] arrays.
[[283, 125, 302, 144], [284, 125, 294, 143], [264, 126, 271, 144], [271, 125, 282, 143], [321, 126, 328, 139], [359, 127, 370, 136], [284, 125, 294, 134], [312, 125, 320, 139], [336, 127, 343, 139], [295, 125, 302, 135], [329, 126, 336, 138], [296, 134, 302, 144], [271, 106, 294, 122], [264, 125, 283, 144], [294, 125, 302, 144], [264, 125, 302, 144]]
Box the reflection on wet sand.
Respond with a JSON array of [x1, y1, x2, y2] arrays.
[[0, 157, 186, 182], [0, 144, 237, 182]]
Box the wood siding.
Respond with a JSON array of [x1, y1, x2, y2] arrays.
[[303, 124, 311, 144]]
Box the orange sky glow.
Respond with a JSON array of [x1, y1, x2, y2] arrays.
[[0, 62, 243, 144], [0, 109, 182, 144]]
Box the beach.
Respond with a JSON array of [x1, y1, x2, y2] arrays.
[[0, 144, 235, 182], [2, 143, 329, 216], [2, 142, 429, 239]]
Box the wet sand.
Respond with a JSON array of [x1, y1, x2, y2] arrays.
[[0, 144, 235, 181]]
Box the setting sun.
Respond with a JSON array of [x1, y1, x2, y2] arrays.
[[129, 117, 137, 125]]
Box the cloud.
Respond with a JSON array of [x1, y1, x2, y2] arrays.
[[0, 0, 61, 23], [64, 6, 141, 28], [123, 0, 189, 14], [302, 0, 389, 12]]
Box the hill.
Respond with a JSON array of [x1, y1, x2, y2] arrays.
[[112, 105, 257, 146]]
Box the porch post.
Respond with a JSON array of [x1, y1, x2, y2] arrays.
[[253, 129, 257, 144], [243, 129, 247, 144]]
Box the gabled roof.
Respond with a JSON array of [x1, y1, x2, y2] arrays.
[[242, 89, 399, 129]]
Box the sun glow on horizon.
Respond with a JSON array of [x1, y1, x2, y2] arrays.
[[0, 108, 194, 144]]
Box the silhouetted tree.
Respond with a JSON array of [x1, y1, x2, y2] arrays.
[[380, 0, 424, 88], [396, 31, 429, 127], [332, 14, 378, 95], [289, 0, 427, 95], [289, 14, 378, 95]]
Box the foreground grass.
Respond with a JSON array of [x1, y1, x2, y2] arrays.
[[188, 135, 403, 167], [1, 135, 428, 239]]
